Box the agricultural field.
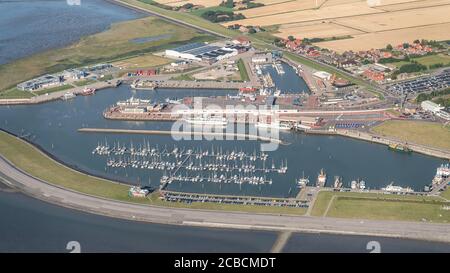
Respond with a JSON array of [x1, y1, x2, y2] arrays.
[[275, 22, 363, 39], [221, 0, 450, 52], [156, 0, 223, 8], [390, 54, 450, 69]]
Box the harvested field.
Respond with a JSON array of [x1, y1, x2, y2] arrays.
[[222, 0, 450, 52], [223, 2, 382, 26], [274, 22, 363, 39], [334, 5, 450, 32], [316, 22, 450, 52], [375, 0, 450, 11], [157, 0, 223, 7], [240, 0, 324, 18], [255, 0, 297, 4]]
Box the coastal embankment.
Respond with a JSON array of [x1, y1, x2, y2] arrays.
[[305, 129, 450, 160]]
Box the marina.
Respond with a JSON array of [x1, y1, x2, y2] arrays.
[[0, 85, 446, 198], [92, 141, 287, 189]]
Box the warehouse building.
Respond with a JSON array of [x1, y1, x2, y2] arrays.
[[313, 71, 332, 81], [17, 74, 63, 91], [165, 42, 238, 62]]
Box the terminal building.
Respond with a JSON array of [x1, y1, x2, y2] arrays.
[[421, 100, 444, 113], [165, 42, 239, 62], [421, 100, 450, 120]]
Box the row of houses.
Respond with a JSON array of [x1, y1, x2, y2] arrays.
[[278, 37, 444, 83]]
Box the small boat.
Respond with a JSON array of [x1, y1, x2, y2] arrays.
[[316, 169, 326, 187], [333, 176, 343, 189], [388, 143, 411, 153], [81, 87, 96, 96], [128, 186, 149, 198], [61, 92, 76, 100], [297, 171, 309, 188]]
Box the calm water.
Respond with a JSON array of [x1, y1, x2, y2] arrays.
[[0, 0, 143, 65], [1, 191, 449, 252], [262, 62, 309, 94], [0, 85, 445, 196], [0, 191, 276, 252]]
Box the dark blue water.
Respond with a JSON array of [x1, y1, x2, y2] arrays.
[[284, 232, 450, 253], [0, 191, 276, 252], [1, 191, 448, 252], [262, 62, 309, 94], [0, 86, 445, 196], [0, 0, 143, 65]]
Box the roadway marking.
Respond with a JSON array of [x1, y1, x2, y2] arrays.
[[270, 231, 292, 253], [323, 195, 337, 217]]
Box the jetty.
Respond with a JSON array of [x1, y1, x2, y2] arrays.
[[78, 128, 285, 144]]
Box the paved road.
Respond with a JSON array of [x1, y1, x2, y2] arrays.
[[0, 155, 449, 243]]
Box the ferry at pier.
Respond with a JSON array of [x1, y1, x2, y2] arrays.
[[255, 121, 292, 131], [117, 96, 151, 107], [382, 182, 413, 193], [184, 116, 228, 126]]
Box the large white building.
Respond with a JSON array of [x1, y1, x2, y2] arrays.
[[313, 71, 332, 81], [165, 42, 238, 62], [421, 100, 444, 113], [421, 100, 450, 120]]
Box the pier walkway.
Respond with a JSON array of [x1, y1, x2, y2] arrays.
[[78, 128, 285, 144]]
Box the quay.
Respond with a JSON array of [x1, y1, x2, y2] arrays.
[[78, 128, 285, 144], [300, 129, 450, 160], [0, 80, 121, 105], [131, 79, 257, 90]]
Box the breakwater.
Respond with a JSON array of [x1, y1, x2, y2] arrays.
[[78, 128, 285, 144], [305, 129, 450, 160]]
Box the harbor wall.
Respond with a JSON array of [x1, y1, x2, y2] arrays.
[[304, 129, 450, 160], [0, 81, 119, 106], [78, 127, 285, 144]]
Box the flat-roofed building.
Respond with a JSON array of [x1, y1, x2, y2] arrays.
[[17, 74, 63, 91], [421, 100, 444, 113], [165, 42, 238, 62], [313, 71, 332, 81]]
